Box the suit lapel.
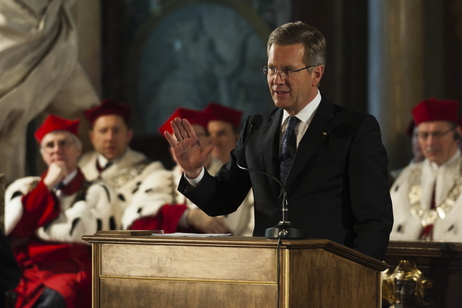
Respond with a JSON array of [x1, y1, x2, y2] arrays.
[[285, 99, 335, 187], [262, 109, 283, 193]]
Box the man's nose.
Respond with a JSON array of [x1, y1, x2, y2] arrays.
[[273, 72, 286, 84], [105, 131, 115, 140], [425, 135, 437, 144]]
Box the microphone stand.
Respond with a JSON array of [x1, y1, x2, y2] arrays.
[[264, 189, 306, 239], [236, 115, 306, 239]]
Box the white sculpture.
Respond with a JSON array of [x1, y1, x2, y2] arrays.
[[0, 0, 99, 182]]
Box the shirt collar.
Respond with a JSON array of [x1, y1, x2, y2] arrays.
[[97, 154, 110, 168], [281, 90, 321, 126], [97, 148, 129, 168], [62, 169, 78, 186]]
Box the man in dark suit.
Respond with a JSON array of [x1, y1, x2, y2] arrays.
[[163, 21, 393, 260]]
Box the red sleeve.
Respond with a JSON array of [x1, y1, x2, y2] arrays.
[[10, 181, 60, 237], [130, 204, 188, 234]]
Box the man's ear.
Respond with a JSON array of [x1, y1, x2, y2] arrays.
[[312, 65, 324, 87], [454, 126, 462, 140], [76, 146, 83, 158]]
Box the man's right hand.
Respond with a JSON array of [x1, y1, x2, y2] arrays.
[[164, 117, 213, 179], [43, 161, 67, 190]]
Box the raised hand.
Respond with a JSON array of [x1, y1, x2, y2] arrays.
[[164, 117, 214, 179], [43, 161, 68, 190]]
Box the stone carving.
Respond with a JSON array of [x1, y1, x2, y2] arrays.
[[0, 0, 98, 182]]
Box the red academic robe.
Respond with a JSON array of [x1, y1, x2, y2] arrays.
[[7, 170, 100, 308], [130, 204, 188, 233]]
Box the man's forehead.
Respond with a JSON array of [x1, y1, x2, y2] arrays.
[[417, 121, 452, 130], [208, 120, 234, 131], [192, 124, 207, 135], [93, 114, 127, 128], [41, 131, 73, 143], [267, 44, 305, 65]]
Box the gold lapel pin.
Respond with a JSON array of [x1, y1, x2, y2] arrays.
[[322, 132, 327, 135]]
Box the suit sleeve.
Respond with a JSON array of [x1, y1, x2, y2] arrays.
[[349, 114, 393, 260]]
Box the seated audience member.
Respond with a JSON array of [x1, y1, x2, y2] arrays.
[[389, 120, 425, 182], [203, 102, 243, 164], [390, 98, 462, 241], [4, 115, 117, 308], [79, 100, 228, 233], [79, 99, 164, 205], [203, 103, 254, 236], [122, 108, 230, 233]]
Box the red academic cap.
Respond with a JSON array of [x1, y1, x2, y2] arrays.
[[412, 98, 459, 126], [158, 107, 210, 135], [84, 98, 131, 126], [203, 102, 243, 130], [34, 115, 80, 143]]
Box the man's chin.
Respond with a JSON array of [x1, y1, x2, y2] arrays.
[[103, 152, 118, 161]]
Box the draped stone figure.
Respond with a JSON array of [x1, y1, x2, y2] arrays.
[[0, 0, 99, 181]]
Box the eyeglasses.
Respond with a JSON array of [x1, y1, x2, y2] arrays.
[[262, 65, 315, 78], [415, 128, 454, 140], [41, 139, 75, 153]]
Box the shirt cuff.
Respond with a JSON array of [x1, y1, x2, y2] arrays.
[[184, 167, 205, 187]]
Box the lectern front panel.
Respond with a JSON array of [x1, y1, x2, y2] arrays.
[[100, 243, 276, 282]]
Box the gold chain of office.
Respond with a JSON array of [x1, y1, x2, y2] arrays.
[[407, 158, 462, 227], [106, 161, 150, 190]]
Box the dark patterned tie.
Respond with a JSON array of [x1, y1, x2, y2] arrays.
[[54, 181, 65, 190], [279, 116, 300, 184], [104, 161, 113, 170]]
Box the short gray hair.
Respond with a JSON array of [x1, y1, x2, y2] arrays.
[[267, 21, 326, 68]]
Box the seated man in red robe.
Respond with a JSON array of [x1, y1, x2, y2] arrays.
[[4, 115, 117, 308]]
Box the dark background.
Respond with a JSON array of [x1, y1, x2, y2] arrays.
[[98, 0, 462, 170]]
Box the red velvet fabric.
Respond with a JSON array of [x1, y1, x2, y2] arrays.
[[130, 204, 188, 233]]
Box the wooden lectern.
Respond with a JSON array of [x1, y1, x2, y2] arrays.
[[82, 231, 387, 307]]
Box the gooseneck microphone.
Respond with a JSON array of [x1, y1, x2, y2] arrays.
[[236, 114, 306, 239]]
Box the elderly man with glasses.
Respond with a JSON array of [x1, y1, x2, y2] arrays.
[[4, 115, 117, 308], [391, 98, 462, 241]]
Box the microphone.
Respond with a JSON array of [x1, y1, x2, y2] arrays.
[[236, 114, 306, 239]]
